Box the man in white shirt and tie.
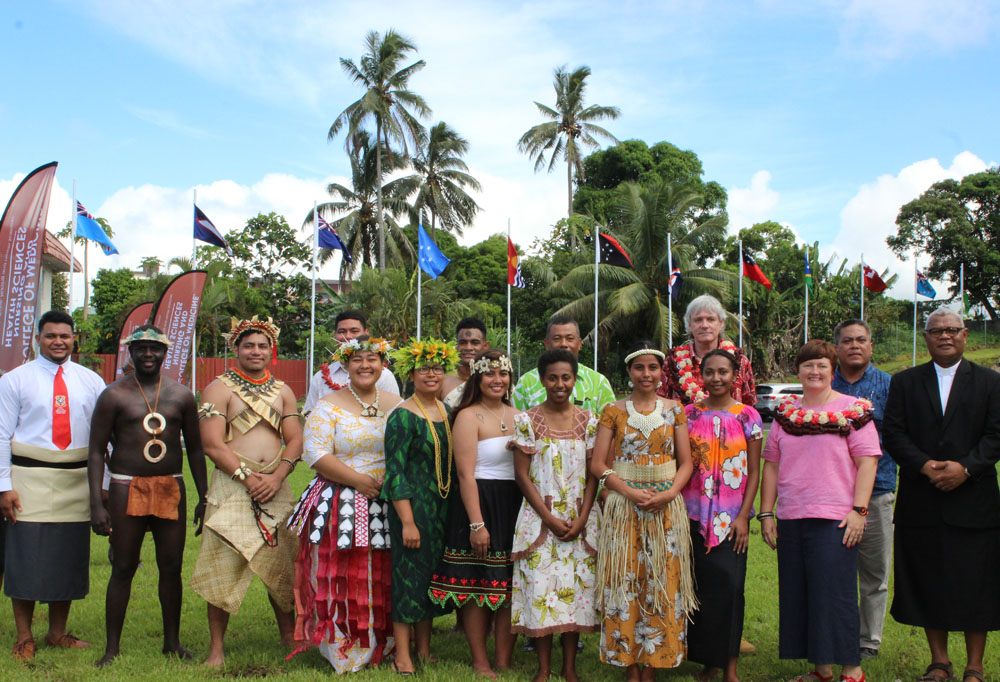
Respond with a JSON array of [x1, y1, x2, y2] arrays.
[[0, 311, 106, 662]]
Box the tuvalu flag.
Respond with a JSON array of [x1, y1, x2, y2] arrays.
[[507, 236, 525, 287], [742, 251, 772, 289]]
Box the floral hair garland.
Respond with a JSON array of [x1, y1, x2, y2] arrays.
[[774, 396, 874, 436], [225, 315, 280, 352], [391, 338, 460, 376], [470, 354, 513, 375], [331, 337, 393, 364], [673, 339, 739, 402]]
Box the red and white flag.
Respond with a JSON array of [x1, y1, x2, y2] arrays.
[[862, 262, 887, 293]]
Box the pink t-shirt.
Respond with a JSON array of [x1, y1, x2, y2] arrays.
[[762, 393, 881, 521]]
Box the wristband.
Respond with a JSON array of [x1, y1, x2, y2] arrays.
[[757, 512, 775, 521], [280, 458, 298, 472], [231, 463, 253, 481], [598, 469, 615, 490], [469, 522, 486, 532]]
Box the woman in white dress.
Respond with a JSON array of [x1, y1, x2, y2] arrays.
[[287, 336, 401, 672]]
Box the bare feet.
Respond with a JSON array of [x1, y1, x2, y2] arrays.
[[204, 651, 225, 667], [532, 669, 551, 682], [473, 664, 498, 679], [163, 644, 194, 660], [695, 666, 720, 682], [561, 667, 580, 682], [95, 650, 118, 668]]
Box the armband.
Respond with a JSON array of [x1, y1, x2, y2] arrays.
[[198, 402, 225, 421], [280, 458, 298, 472], [281, 413, 301, 420]]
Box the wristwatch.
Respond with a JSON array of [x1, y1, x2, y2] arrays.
[[852, 506, 869, 516]]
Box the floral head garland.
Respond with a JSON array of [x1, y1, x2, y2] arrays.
[[332, 337, 393, 364], [225, 316, 281, 365], [674, 339, 739, 402], [774, 395, 875, 436], [391, 338, 460, 376], [125, 328, 171, 347], [469, 353, 513, 375]]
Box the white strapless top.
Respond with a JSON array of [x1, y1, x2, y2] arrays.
[[474, 436, 515, 480]]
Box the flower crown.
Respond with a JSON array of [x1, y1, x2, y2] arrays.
[[391, 338, 460, 376], [332, 337, 393, 364], [470, 353, 513, 375], [225, 316, 280, 352], [125, 328, 171, 347]]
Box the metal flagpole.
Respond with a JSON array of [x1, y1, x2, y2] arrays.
[[507, 218, 511, 358], [310, 201, 318, 381], [804, 245, 809, 343], [960, 262, 965, 315], [69, 180, 76, 314], [912, 255, 917, 367], [667, 233, 673, 349], [860, 253, 865, 320], [191, 189, 197, 393], [417, 213, 423, 341], [594, 225, 599, 371], [738, 240, 743, 349]]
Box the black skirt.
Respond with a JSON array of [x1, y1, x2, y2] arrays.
[[4, 520, 90, 602], [428, 478, 521, 611], [687, 520, 748, 668], [892, 524, 1000, 631]]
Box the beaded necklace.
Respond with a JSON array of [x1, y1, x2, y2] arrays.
[[225, 368, 275, 394], [413, 396, 453, 498], [348, 384, 382, 418]]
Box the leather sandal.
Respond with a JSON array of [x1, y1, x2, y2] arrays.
[[919, 662, 955, 682], [11, 639, 35, 662], [44, 632, 90, 648], [961, 670, 984, 682]]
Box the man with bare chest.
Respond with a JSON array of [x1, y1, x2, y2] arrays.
[[87, 325, 209, 667], [191, 317, 303, 666]]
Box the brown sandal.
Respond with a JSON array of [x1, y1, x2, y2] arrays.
[[44, 632, 90, 648], [961, 670, 984, 682], [919, 663, 954, 682], [11, 639, 35, 662]]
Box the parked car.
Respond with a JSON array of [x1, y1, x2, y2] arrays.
[[755, 383, 803, 421]]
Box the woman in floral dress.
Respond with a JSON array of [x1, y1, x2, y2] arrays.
[[683, 350, 763, 682], [591, 341, 695, 682], [286, 336, 401, 672], [511, 349, 600, 682]]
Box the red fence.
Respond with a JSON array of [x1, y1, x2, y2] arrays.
[[76, 355, 310, 400]]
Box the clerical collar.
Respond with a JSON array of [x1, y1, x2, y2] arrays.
[[933, 361, 959, 376]]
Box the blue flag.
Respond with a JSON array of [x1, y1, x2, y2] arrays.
[[317, 214, 352, 264], [916, 269, 936, 299], [75, 202, 118, 255], [193, 204, 233, 257], [418, 221, 449, 279]]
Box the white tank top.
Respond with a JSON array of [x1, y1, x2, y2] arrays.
[[473, 436, 515, 480]]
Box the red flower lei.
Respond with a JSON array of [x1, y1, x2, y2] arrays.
[[774, 396, 874, 436], [673, 339, 739, 402], [229, 367, 271, 385], [319, 363, 344, 391]]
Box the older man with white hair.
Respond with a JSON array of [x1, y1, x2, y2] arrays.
[[885, 307, 1000, 682]]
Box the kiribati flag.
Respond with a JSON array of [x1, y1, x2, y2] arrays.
[[193, 204, 233, 257], [317, 215, 352, 264]]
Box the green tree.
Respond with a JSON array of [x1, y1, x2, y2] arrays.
[[888, 167, 1000, 319], [329, 29, 431, 270], [229, 213, 311, 284], [555, 179, 731, 353], [518, 65, 620, 222], [90, 268, 145, 353], [396, 121, 481, 237], [51, 272, 69, 312], [308, 131, 415, 277]]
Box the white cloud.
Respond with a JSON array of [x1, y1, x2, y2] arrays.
[[828, 151, 988, 298], [727, 170, 780, 233]]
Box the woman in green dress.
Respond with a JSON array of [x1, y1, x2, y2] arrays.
[[383, 339, 460, 675]]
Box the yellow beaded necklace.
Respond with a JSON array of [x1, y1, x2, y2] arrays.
[[413, 396, 453, 498]]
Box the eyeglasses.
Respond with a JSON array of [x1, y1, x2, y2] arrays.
[[415, 366, 445, 375], [926, 327, 965, 338]]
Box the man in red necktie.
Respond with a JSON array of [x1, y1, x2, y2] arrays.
[[0, 311, 107, 663]]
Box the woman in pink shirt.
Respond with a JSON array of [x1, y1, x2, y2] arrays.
[[760, 340, 880, 682]]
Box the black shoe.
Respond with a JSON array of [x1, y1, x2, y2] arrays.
[[859, 647, 879, 660], [523, 638, 536, 652]]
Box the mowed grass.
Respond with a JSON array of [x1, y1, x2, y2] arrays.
[[1, 463, 997, 681]]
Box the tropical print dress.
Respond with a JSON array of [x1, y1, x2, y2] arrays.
[[287, 401, 393, 672], [596, 401, 694, 669], [510, 407, 600, 636], [383, 408, 452, 624]]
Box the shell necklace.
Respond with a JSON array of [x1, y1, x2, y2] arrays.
[[625, 398, 665, 438], [348, 384, 382, 418], [135, 376, 167, 463]]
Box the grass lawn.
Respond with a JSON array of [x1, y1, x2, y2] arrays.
[[2, 464, 998, 682]]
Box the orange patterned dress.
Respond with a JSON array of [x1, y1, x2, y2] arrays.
[[595, 401, 695, 669]]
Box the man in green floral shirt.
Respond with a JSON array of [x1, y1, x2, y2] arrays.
[[511, 315, 615, 415]]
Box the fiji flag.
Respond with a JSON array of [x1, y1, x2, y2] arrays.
[[317, 214, 353, 264], [418, 220, 450, 279], [193, 204, 233, 257], [916, 269, 936, 299], [75, 202, 118, 255]]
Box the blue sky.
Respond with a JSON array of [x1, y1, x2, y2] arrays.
[[2, 0, 998, 303]]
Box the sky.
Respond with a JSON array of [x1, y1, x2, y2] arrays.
[[2, 0, 998, 307]]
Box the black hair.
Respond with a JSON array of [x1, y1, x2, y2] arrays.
[[456, 316, 487, 337], [701, 348, 738, 371], [625, 340, 664, 369], [546, 315, 580, 338], [235, 328, 272, 347], [454, 349, 512, 416], [537, 348, 578, 377], [335, 310, 367, 329], [832, 318, 871, 344], [38, 310, 74, 332]]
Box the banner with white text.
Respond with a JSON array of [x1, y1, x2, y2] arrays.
[[115, 301, 155, 378], [152, 270, 207, 384]]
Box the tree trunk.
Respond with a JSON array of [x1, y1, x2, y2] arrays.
[[567, 159, 575, 250], [376, 119, 386, 271]]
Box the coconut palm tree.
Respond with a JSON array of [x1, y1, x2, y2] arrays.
[[306, 132, 415, 278], [518, 65, 620, 222], [329, 29, 431, 270], [395, 121, 481, 236], [555, 178, 733, 351]]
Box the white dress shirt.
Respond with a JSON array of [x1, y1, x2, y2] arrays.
[[933, 361, 960, 414], [0, 356, 106, 491], [302, 361, 399, 415]]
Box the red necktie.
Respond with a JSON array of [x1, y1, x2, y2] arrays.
[[52, 366, 72, 450]]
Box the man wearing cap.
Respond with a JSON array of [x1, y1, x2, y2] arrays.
[[87, 324, 209, 667], [0, 310, 106, 662], [192, 316, 303, 667]]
